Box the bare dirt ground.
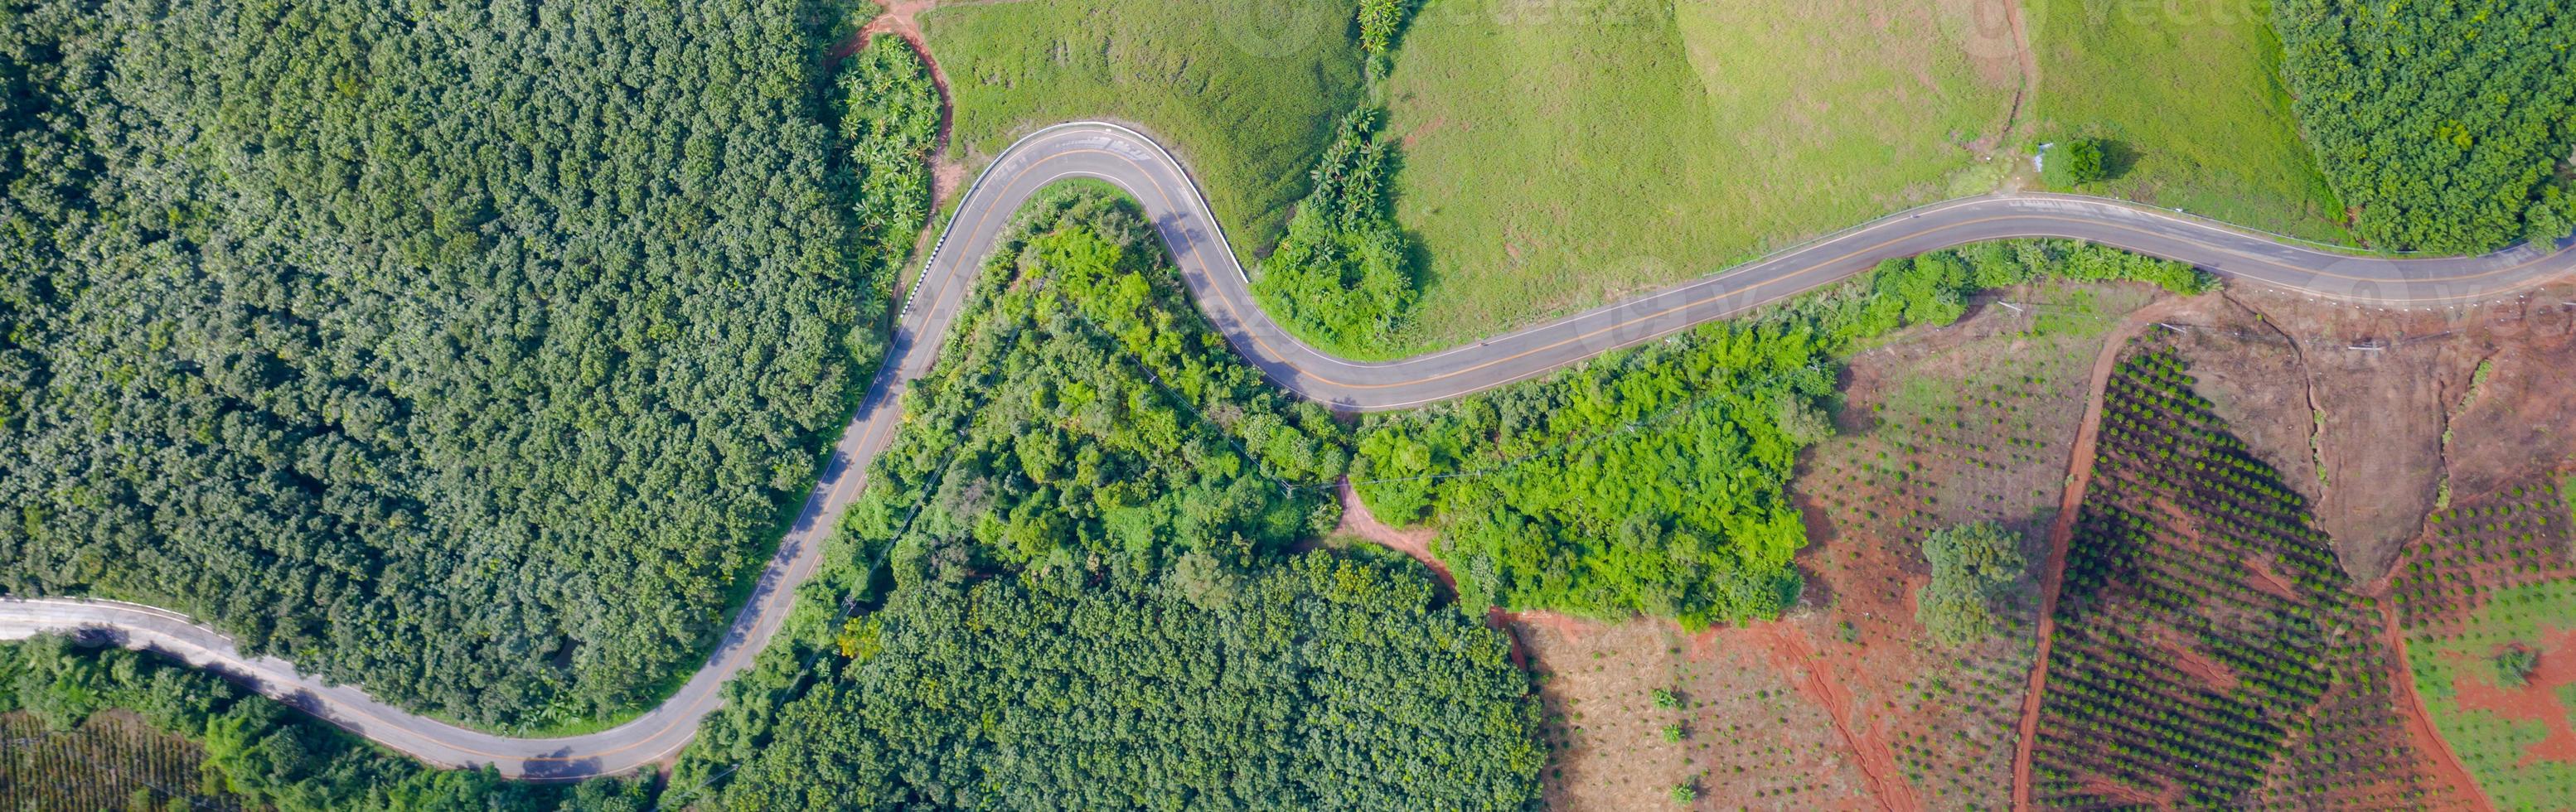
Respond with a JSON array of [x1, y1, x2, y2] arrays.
[[1746, 621, 1920, 811], [1533, 619, 1887, 811], [2160, 280, 2576, 582]]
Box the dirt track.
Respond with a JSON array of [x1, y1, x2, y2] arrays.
[[1754, 622, 1922, 811], [2377, 602, 2497, 810], [2007, 301, 2182, 809]]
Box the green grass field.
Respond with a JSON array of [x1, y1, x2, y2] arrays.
[[1376, 0, 2018, 352], [919, 0, 1366, 256], [2409, 578, 2576, 810], [2025, 0, 2350, 244]]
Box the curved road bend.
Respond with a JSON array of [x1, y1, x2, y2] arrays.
[[3, 122, 2571, 780]]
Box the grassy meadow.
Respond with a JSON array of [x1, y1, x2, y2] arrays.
[[918, 0, 1367, 254], [2025, 0, 2350, 243], [1376, 0, 2020, 352]]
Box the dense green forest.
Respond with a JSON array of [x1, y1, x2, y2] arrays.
[[2274, 0, 2576, 252], [684, 555, 1540, 810], [0, 0, 930, 727], [1353, 241, 2215, 626], [0, 637, 651, 810], [670, 187, 1539, 808]]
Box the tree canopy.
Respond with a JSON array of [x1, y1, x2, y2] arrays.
[[668, 187, 1539, 810], [1915, 520, 2029, 646], [838, 186, 1350, 577], [1252, 109, 1421, 355], [2044, 138, 2110, 187], [0, 0, 927, 727], [2274, 0, 2576, 252], [1353, 240, 2210, 627], [690, 554, 1542, 810]]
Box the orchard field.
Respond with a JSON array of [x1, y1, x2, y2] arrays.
[[2028, 346, 2473, 809], [2393, 482, 2576, 809], [0, 711, 240, 811]]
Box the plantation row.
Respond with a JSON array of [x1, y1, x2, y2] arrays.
[[2391, 484, 2576, 629], [2032, 345, 2455, 809], [0, 712, 241, 811], [2258, 628, 2472, 810]]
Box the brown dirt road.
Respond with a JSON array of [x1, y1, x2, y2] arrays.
[[2376, 602, 2497, 810], [1334, 478, 1450, 588], [2008, 301, 2184, 810], [1753, 621, 1923, 812]]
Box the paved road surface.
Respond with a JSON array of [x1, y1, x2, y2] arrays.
[[4, 122, 2569, 780]]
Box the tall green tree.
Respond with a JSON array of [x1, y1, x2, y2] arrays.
[[1915, 520, 2027, 646]]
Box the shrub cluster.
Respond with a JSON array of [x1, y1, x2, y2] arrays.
[[1354, 240, 2212, 626]]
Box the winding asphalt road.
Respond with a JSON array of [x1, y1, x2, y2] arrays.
[[3, 121, 2571, 780]]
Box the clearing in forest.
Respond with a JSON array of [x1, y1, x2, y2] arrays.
[[1793, 279, 2161, 810], [1378, 0, 2020, 353], [1508, 279, 2167, 810]]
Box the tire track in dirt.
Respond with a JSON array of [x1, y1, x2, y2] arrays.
[[1755, 622, 1922, 812], [2007, 300, 2184, 810], [2371, 575, 2497, 810], [1964, 0, 2043, 147]]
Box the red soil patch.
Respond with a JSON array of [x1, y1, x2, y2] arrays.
[[1750, 621, 1921, 812], [2378, 602, 2498, 810], [2241, 554, 2300, 600], [2448, 626, 2576, 769], [1497, 608, 1588, 644], [1334, 478, 1447, 587], [2152, 625, 2243, 693], [2080, 773, 2181, 808]]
